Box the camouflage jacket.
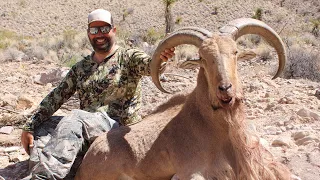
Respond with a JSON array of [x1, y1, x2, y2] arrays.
[[23, 46, 152, 132]]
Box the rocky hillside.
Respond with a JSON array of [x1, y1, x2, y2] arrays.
[[0, 0, 319, 179], [0, 0, 319, 39]]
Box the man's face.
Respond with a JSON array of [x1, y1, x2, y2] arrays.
[[87, 21, 116, 53]]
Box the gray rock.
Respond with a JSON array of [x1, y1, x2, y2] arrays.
[[292, 131, 310, 140], [259, 138, 270, 149], [4, 146, 20, 153], [315, 89, 320, 99], [291, 174, 302, 180], [271, 136, 293, 147], [33, 68, 68, 85], [0, 126, 14, 134], [297, 108, 320, 121], [264, 126, 280, 135], [295, 136, 319, 146], [9, 154, 27, 163]]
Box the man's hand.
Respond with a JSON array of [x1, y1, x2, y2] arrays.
[[160, 48, 175, 62], [21, 131, 34, 155]]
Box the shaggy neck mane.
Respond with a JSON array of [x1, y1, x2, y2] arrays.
[[187, 68, 290, 180]]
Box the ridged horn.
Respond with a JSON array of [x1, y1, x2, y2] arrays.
[[151, 27, 212, 93], [219, 18, 286, 79]]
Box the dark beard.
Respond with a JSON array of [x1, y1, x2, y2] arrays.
[[90, 37, 113, 53]]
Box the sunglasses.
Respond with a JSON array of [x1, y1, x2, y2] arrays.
[[88, 25, 112, 35]]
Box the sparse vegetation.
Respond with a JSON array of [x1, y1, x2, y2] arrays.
[[283, 44, 320, 82], [18, 0, 27, 8], [163, 0, 178, 34], [0, 30, 18, 49], [116, 26, 131, 42], [63, 53, 81, 67], [122, 8, 134, 21], [211, 7, 218, 15], [310, 19, 319, 37], [175, 16, 182, 24], [3, 47, 24, 61], [173, 45, 198, 65], [256, 44, 272, 62], [142, 28, 164, 44], [25, 45, 47, 60], [62, 29, 78, 49], [237, 35, 261, 49], [252, 8, 263, 20], [301, 33, 319, 46]]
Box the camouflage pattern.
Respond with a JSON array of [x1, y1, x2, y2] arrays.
[[27, 109, 119, 179], [23, 46, 151, 132]]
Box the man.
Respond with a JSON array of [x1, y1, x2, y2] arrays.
[[21, 9, 175, 179]]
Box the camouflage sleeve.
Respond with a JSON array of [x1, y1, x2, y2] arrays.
[[22, 68, 78, 132], [126, 48, 152, 77]]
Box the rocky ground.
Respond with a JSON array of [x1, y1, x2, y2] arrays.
[[0, 0, 319, 179], [0, 56, 319, 179]]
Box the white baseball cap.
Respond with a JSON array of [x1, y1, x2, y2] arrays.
[[88, 9, 112, 25]]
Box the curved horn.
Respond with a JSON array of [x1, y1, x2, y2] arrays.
[[219, 18, 286, 79], [151, 27, 212, 93]]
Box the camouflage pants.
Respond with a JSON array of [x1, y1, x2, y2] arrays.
[[27, 109, 119, 180]]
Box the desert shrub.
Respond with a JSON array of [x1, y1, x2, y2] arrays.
[[174, 45, 198, 61], [41, 37, 64, 51], [0, 39, 11, 49], [301, 33, 319, 46], [47, 50, 59, 62], [62, 29, 78, 49], [0, 29, 18, 49], [256, 44, 272, 61], [19, 0, 27, 8], [283, 45, 320, 82], [16, 39, 32, 52], [310, 19, 319, 37], [249, 35, 261, 45], [25, 45, 47, 60], [252, 8, 263, 20], [122, 8, 134, 21], [0, 29, 17, 39], [74, 33, 90, 49], [3, 47, 25, 61], [116, 26, 131, 43], [175, 16, 182, 24], [62, 53, 82, 67], [237, 35, 261, 49], [163, 0, 178, 34], [142, 28, 164, 44]]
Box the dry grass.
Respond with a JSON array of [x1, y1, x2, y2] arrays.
[[283, 44, 320, 82]]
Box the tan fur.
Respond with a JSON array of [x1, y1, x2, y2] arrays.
[[75, 36, 291, 180]]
